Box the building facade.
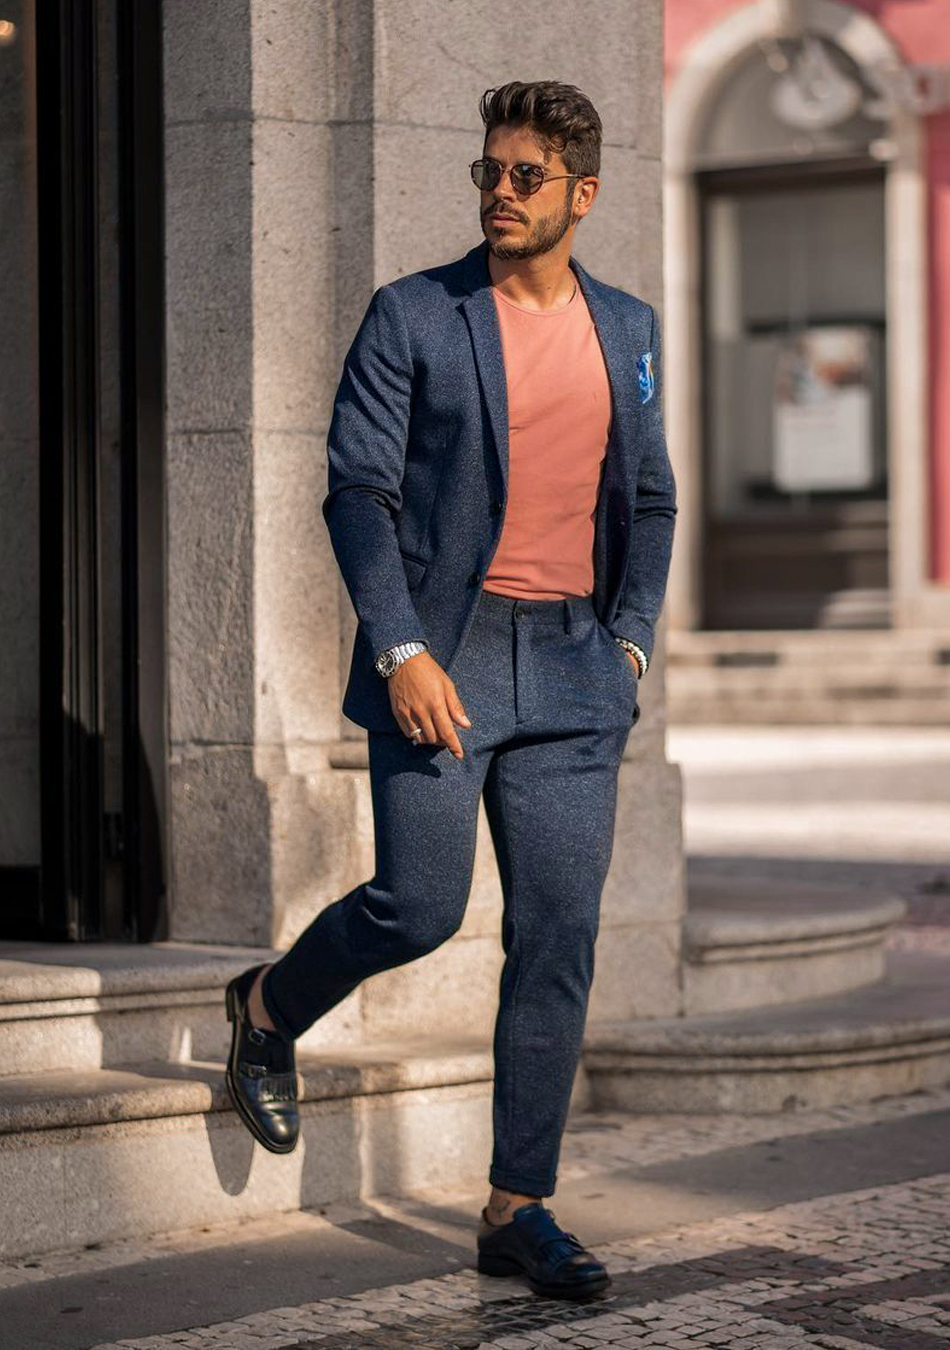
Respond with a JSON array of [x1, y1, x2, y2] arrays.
[[663, 0, 950, 637]]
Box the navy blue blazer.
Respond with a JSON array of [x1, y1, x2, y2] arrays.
[[323, 238, 677, 733]]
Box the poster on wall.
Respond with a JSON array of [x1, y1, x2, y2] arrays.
[[772, 326, 875, 492]]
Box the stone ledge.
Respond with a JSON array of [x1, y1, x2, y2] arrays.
[[0, 940, 276, 1006], [668, 629, 949, 658], [0, 1036, 493, 1138], [591, 952, 950, 1056], [0, 1054, 494, 1258], [685, 877, 906, 958], [584, 952, 950, 1112], [682, 877, 905, 1013], [0, 942, 295, 1078], [668, 701, 950, 725]]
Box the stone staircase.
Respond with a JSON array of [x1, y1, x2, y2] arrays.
[[585, 877, 950, 1114], [682, 876, 906, 1015], [585, 950, 950, 1113], [4, 877, 950, 1261], [666, 629, 950, 724], [0, 942, 493, 1260]]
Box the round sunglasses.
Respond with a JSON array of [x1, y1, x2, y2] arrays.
[[470, 158, 586, 197]]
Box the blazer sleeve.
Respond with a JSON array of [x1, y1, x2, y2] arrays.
[[606, 302, 678, 667], [322, 283, 428, 660]]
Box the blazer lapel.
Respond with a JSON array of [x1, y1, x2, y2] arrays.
[[570, 254, 635, 497], [459, 240, 635, 503], [460, 243, 511, 492]]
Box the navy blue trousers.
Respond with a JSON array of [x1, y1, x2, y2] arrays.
[[262, 588, 639, 1196]]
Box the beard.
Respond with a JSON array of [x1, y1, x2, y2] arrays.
[[484, 187, 575, 260]]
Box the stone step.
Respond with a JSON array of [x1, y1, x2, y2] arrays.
[[0, 1036, 494, 1260], [0, 940, 366, 1079], [666, 630, 950, 723], [684, 877, 906, 1015], [670, 668, 950, 694], [668, 630, 949, 665], [668, 696, 950, 726], [584, 951, 950, 1114]]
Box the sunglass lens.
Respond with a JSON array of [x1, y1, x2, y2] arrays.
[[472, 161, 499, 190], [512, 165, 542, 193]]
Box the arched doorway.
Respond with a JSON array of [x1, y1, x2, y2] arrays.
[[663, 0, 928, 635]]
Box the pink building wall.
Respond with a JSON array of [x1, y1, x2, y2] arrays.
[[666, 0, 950, 586]]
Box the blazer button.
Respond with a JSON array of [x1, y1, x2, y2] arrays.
[[491, 499, 503, 514], [468, 571, 481, 587]]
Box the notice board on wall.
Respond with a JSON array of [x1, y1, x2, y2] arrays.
[[772, 326, 875, 492]]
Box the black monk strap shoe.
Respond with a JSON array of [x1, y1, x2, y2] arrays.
[[476, 1202, 611, 1299], [225, 963, 299, 1153]]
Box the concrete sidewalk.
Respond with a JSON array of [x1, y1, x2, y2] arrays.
[[669, 725, 950, 875], [3, 1083, 950, 1348]]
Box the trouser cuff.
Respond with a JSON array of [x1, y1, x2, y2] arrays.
[[488, 1165, 556, 1198]]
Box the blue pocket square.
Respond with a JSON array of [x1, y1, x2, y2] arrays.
[[637, 351, 655, 404]]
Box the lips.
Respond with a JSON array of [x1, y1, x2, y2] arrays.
[[490, 214, 520, 223]]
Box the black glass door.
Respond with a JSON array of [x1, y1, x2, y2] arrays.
[[699, 160, 889, 630], [0, 0, 167, 941]]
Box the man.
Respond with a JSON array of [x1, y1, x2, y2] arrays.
[[225, 79, 676, 1300]]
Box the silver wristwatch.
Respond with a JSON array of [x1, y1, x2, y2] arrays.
[[375, 639, 428, 678]]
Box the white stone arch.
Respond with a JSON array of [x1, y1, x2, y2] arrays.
[[663, 0, 928, 631]]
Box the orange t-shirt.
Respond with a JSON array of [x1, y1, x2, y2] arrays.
[[483, 278, 613, 600]]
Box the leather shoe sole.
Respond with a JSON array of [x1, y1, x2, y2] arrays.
[[477, 1203, 611, 1299], [477, 1250, 611, 1298]]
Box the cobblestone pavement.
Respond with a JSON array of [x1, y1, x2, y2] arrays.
[[557, 1086, 950, 1184], [85, 1171, 950, 1349]]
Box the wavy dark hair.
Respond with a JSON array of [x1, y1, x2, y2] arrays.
[[478, 81, 602, 179]]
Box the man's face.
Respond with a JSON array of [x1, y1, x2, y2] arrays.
[[478, 125, 579, 261]]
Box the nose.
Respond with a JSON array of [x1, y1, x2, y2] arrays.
[[487, 165, 522, 202]]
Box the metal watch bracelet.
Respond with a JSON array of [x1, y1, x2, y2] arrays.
[[613, 636, 648, 678], [375, 639, 428, 678]]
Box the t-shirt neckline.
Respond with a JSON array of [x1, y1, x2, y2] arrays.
[[492, 277, 579, 316]]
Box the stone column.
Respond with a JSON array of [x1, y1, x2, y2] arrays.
[[163, 0, 684, 1045]]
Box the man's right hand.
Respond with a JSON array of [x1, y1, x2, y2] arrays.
[[387, 652, 471, 759]]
